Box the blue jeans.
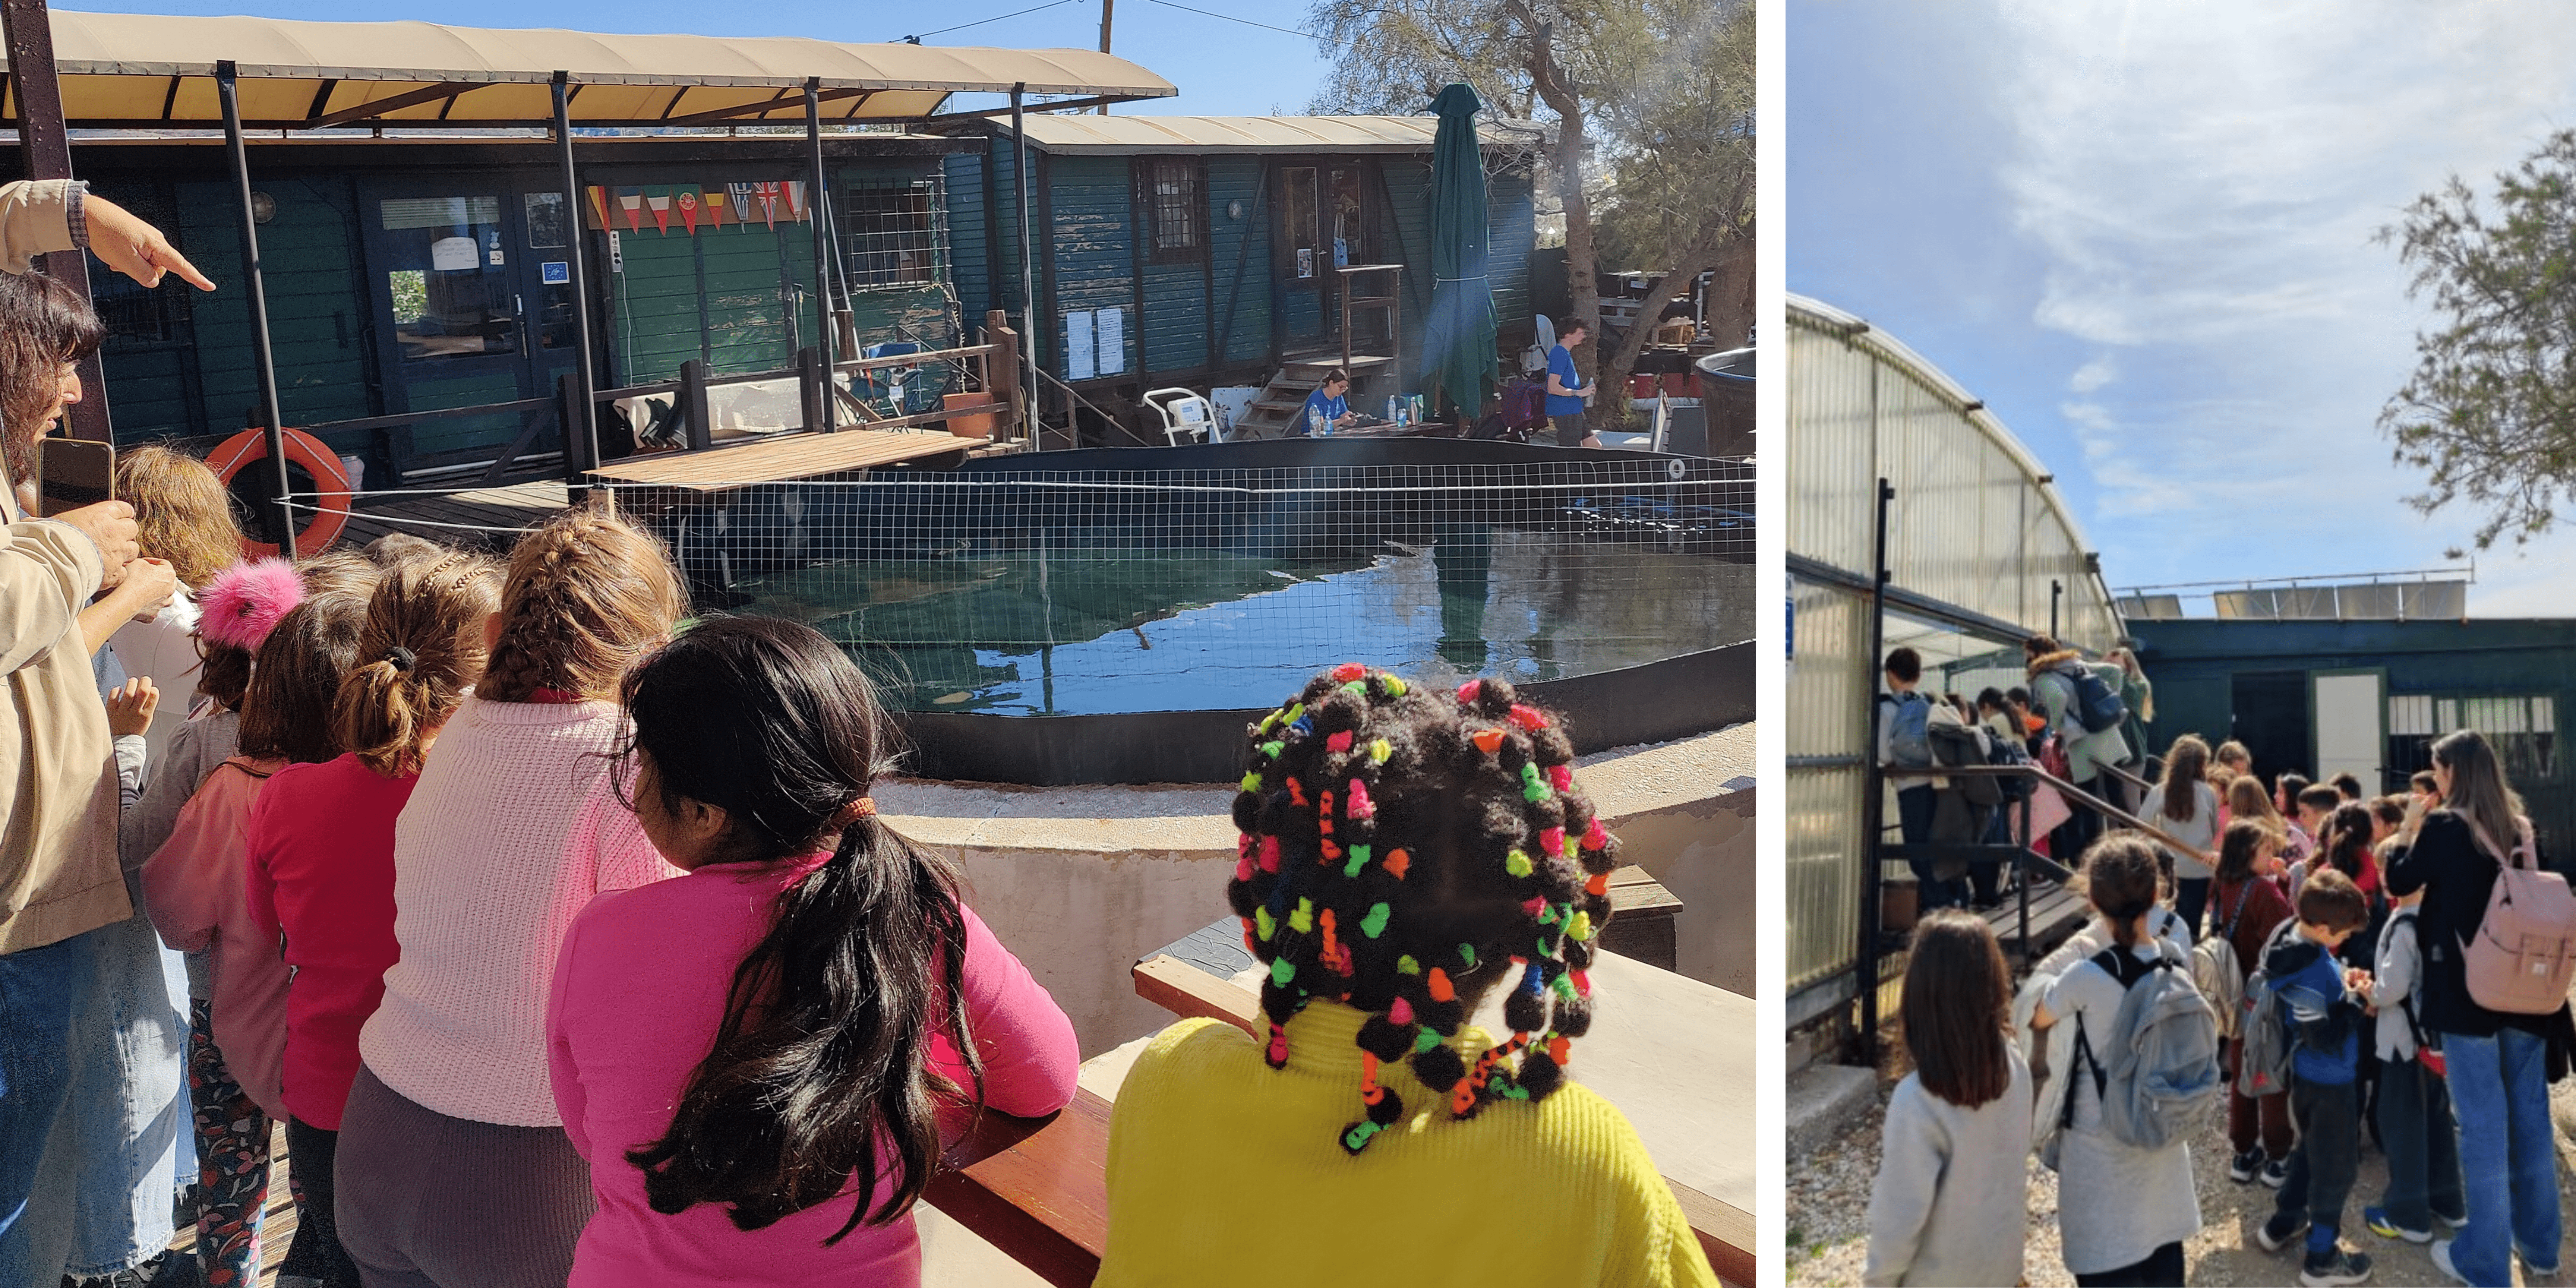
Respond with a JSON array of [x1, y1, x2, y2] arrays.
[[0, 916, 185, 1283], [2375, 1052, 2464, 1233], [2440, 1026, 2562, 1283], [2174, 877, 2210, 941]]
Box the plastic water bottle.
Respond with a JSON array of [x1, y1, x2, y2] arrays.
[[1386, 395, 1400, 424], [1310, 405, 1329, 437]]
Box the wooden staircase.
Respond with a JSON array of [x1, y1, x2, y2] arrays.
[[1228, 353, 1398, 439]]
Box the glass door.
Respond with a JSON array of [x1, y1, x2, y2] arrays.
[[362, 179, 585, 471]]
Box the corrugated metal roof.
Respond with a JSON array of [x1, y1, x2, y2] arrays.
[[994, 114, 1536, 154], [0, 11, 1174, 127]]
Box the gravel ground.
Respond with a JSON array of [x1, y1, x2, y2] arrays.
[[1788, 1057, 2576, 1287]]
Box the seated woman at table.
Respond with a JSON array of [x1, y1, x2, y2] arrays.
[[1097, 667, 1717, 1287], [1298, 368, 1360, 435], [544, 617, 1079, 1288]]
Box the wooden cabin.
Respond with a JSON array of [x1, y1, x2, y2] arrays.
[[0, 10, 1173, 485], [946, 115, 1541, 442]]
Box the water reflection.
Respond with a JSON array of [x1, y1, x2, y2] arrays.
[[731, 528, 1749, 715]]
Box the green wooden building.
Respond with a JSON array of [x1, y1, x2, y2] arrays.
[[956, 114, 1541, 438]]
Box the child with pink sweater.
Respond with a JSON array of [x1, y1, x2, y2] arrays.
[[332, 510, 689, 1288], [546, 616, 1079, 1288]]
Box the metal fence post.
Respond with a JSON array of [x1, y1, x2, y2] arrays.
[[1857, 476, 1894, 1064], [798, 345, 823, 433], [218, 60, 296, 557], [679, 358, 711, 451]]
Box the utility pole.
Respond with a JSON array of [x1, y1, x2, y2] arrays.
[[2, 0, 111, 442], [1096, 0, 1114, 113]]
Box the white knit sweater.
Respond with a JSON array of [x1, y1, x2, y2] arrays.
[[359, 695, 679, 1126]]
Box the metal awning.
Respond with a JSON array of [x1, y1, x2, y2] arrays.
[[989, 113, 1541, 155], [0, 11, 1175, 129]]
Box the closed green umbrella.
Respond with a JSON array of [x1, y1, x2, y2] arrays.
[[1421, 82, 1499, 423]]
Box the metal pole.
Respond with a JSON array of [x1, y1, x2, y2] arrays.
[[1857, 476, 1893, 1063], [4, 0, 110, 443], [1012, 83, 1041, 450], [1095, 0, 1115, 114], [553, 72, 600, 480], [2051, 578, 2063, 641], [805, 79, 834, 399], [218, 61, 295, 558]]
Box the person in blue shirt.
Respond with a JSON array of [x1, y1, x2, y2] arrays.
[[2255, 868, 2376, 1286], [1544, 319, 1598, 447], [1298, 369, 1356, 436]]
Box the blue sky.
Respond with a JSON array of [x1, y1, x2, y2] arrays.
[[60, 0, 1333, 117], [1789, 0, 2576, 615]]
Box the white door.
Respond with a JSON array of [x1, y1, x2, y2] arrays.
[[2312, 669, 2385, 791]]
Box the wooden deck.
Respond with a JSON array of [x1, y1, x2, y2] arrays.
[[585, 427, 979, 491], [338, 480, 572, 550]]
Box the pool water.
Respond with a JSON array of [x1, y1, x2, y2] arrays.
[[732, 528, 1752, 715]]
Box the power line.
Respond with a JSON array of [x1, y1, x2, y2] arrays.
[[898, 0, 1086, 44], [1137, 0, 1323, 42]]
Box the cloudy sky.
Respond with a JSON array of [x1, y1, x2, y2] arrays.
[[1789, 0, 2576, 615]]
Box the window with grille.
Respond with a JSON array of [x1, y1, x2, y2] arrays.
[[92, 185, 188, 348], [1144, 159, 1203, 262], [842, 180, 947, 291], [2388, 693, 2558, 780]]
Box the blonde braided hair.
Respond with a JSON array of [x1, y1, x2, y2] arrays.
[[332, 550, 502, 776], [480, 509, 687, 704]]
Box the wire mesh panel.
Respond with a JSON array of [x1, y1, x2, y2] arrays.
[[610, 456, 1752, 715]]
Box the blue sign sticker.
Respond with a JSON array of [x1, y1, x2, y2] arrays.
[[541, 261, 570, 284]]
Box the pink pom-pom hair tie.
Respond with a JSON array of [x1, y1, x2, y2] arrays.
[[197, 558, 303, 653]]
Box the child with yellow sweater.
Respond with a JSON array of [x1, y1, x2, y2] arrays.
[[1098, 668, 1714, 1287]]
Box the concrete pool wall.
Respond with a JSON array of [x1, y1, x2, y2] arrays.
[[878, 721, 1757, 1058]]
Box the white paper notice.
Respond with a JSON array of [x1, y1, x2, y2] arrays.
[[1095, 307, 1125, 376], [1065, 310, 1096, 381], [430, 236, 478, 271]]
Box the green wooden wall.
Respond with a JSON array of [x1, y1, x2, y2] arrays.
[[1207, 157, 1271, 367]]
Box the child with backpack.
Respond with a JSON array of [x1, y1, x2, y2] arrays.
[[2250, 868, 2375, 1286], [1879, 647, 1953, 910], [2207, 819, 2298, 1189], [2383, 730, 2567, 1285], [2023, 636, 2130, 865], [1864, 910, 2031, 1286], [1097, 670, 1715, 1285], [2359, 881, 2465, 1246], [2027, 835, 2207, 1286]]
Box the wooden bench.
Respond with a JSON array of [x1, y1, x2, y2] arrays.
[[922, 1092, 1113, 1288]]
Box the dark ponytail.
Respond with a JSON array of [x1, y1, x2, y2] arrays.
[[616, 616, 978, 1241]]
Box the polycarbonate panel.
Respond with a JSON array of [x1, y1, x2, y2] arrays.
[[1787, 294, 2127, 998], [1785, 577, 1868, 991]]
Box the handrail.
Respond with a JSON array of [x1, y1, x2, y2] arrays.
[[1920, 764, 2210, 859]]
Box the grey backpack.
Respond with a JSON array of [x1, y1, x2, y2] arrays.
[[2234, 920, 2306, 1099], [2073, 941, 2224, 1151]]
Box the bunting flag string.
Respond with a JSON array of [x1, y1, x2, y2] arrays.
[[647, 189, 673, 235], [585, 186, 611, 232], [676, 189, 700, 235], [617, 187, 645, 234]]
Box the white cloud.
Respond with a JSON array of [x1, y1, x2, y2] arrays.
[[1974, 0, 2576, 596]]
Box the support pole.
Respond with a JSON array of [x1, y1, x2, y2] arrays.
[[1096, 0, 1114, 114], [1857, 476, 1894, 1064], [1011, 83, 1041, 450], [4, 0, 110, 443], [218, 61, 295, 557], [553, 71, 601, 480], [805, 78, 835, 412]]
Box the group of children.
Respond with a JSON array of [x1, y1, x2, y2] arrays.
[[19, 448, 1715, 1287], [1865, 723, 2567, 1287]]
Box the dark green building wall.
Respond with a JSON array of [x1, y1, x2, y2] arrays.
[[2132, 617, 2576, 865], [1206, 157, 1270, 367]]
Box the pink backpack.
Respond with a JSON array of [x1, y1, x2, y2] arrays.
[[2461, 815, 2576, 1015]]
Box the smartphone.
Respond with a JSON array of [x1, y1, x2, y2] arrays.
[[37, 438, 113, 516]]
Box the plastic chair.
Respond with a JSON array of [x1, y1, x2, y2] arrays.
[[859, 340, 924, 418], [1143, 387, 1222, 445]]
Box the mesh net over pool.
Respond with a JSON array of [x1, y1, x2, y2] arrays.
[[642, 455, 1752, 716]]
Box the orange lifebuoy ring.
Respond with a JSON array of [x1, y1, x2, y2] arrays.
[[208, 428, 351, 558]]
